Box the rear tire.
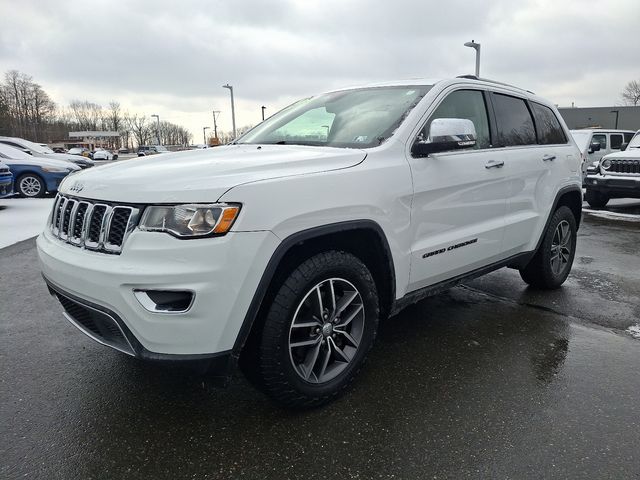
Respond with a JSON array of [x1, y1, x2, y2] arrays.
[[585, 189, 609, 209], [253, 250, 379, 408], [519, 206, 577, 289], [17, 174, 45, 198]]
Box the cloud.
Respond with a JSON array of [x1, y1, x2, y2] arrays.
[[1, 0, 639, 137]]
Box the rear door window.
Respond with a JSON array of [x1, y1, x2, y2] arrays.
[[530, 103, 567, 144], [491, 94, 537, 146], [610, 134, 623, 150]]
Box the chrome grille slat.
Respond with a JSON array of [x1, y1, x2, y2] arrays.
[[608, 159, 640, 175], [48, 195, 139, 255]]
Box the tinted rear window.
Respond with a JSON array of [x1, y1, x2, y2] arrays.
[[492, 94, 536, 146], [531, 103, 567, 144]]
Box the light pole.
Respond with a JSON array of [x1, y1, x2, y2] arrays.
[[610, 109, 620, 129], [261, 106, 266, 121], [151, 114, 161, 145], [222, 84, 237, 140], [464, 40, 481, 77], [203, 126, 210, 146], [212, 110, 220, 140]]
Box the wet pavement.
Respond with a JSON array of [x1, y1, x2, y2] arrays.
[[1, 200, 639, 479]]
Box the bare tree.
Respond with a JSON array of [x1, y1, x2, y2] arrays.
[[0, 70, 56, 141], [69, 100, 103, 130], [622, 80, 640, 106], [128, 114, 151, 147]]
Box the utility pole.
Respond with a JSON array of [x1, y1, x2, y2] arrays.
[[203, 126, 210, 146], [261, 106, 266, 121], [464, 40, 481, 77], [611, 109, 620, 129], [151, 114, 161, 145], [212, 110, 220, 140], [222, 84, 237, 140]]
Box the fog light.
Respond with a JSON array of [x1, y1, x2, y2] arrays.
[[134, 289, 194, 313]]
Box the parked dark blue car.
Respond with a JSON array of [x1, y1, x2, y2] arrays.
[[0, 143, 79, 197], [0, 160, 13, 198]]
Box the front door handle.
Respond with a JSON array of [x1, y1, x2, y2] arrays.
[[542, 154, 556, 161], [485, 160, 504, 169]]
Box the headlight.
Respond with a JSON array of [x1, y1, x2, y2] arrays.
[[42, 166, 71, 172], [601, 158, 612, 170], [139, 204, 241, 238]]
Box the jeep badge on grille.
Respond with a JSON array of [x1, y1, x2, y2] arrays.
[[69, 181, 84, 193]]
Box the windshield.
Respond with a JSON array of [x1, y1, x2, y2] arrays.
[[628, 131, 640, 148], [237, 86, 432, 148], [570, 131, 591, 150], [22, 139, 54, 154]]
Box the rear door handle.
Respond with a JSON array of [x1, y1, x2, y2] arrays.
[[485, 160, 504, 169], [542, 154, 556, 161]]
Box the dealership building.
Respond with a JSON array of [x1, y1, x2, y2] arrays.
[[558, 105, 640, 131]]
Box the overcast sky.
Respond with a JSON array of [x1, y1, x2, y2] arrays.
[[1, 0, 639, 140]]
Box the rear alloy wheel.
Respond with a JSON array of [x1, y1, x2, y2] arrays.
[[255, 250, 379, 408], [585, 189, 609, 209], [519, 206, 577, 289], [17, 174, 45, 198]]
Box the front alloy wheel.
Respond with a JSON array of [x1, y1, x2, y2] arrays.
[[253, 250, 379, 408], [288, 278, 365, 384], [18, 174, 45, 198]]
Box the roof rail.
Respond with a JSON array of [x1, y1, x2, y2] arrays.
[[456, 75, 535, 94]]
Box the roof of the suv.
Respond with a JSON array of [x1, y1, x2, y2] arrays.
[[332, 76, 537, 98], [569, 129, 635, 134]]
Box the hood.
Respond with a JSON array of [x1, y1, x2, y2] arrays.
[[603, 148, 640, 160], [59, 144, 366, 203], [3, 155, 80, 170], [47, 152, 94, 165]]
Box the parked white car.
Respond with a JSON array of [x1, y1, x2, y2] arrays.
[[92, 149, 118, 161], [569, 129, 635, 183], [38, 77, 582, 407], [0, 137, 95, 169]]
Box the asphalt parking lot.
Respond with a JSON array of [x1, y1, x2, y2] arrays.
[[1, 200, 639, 479]]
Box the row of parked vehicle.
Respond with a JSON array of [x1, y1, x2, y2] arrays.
[[0, 137, 87, 198]]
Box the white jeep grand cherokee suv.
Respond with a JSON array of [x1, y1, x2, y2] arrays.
[[37, 77, 582, 408]]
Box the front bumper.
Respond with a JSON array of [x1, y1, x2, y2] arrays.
[[0, 175, 13, 197], [585, 174, 640, 197], [37, 227, 279, 358]]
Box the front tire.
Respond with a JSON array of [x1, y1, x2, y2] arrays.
[[519, 206, 577, 289], [255, 251, 379, 408], [17, 174, 45, 198], [585, 189, 609, 209]]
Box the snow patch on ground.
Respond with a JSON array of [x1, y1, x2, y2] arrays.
[[626, 325, 640, 339], [0, 197, 54, 249], [583, 209, 640, 222]]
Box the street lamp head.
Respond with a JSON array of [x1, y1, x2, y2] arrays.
[[464, 40, 480, 49], [223, 84, 232, 90]]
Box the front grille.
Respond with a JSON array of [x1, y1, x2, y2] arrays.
[[53, 290, 135, 356], [50, 194, 140, 254], [607, 159, 640, 175]]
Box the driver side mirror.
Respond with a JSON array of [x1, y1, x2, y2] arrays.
[[588, 142, 601, 154], [412, 118, 477, 157], [620, 142, 629, 152]]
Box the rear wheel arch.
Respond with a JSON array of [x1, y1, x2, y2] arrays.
[[235, 221, 396, 363]]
